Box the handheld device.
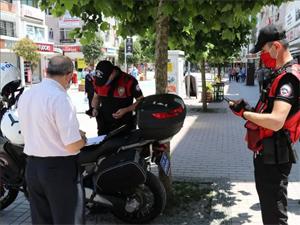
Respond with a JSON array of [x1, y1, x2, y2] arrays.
[[224, 97, 232, 103]]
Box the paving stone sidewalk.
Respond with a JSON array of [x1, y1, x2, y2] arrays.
[[170, 80, 300, 225], [1, 79, 299, 225]]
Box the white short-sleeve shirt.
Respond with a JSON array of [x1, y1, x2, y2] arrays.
[[18, 78, 81, 157]]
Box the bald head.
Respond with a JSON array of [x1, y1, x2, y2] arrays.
[[47, 56, 74, 77]]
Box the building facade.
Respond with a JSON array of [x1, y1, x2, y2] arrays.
[[45, 12, 120, 75], [0, 0, 59, 85], [253, 1, 300, 62]]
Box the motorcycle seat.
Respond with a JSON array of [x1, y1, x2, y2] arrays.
[[78, 130, 143, 164]]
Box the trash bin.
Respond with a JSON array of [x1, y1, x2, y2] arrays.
[[185, 75, 197, 98]]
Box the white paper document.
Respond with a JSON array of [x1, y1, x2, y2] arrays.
[[85, 135, 106, 146]]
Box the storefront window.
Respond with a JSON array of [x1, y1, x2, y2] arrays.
[[0, 20, 15, 37], [21, 0, 38, 8], [26, 25, 45, 42], [49, 28, 54, 40], [60, 28, 72, 41]]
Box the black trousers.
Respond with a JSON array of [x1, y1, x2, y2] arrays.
[[25, 156, 85, 225], [254, 155, 292, 225], [87, 92, 93, 110]]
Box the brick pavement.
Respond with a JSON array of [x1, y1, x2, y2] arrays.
[[1, 78, 299, 225], [170, 80, 300, 225]]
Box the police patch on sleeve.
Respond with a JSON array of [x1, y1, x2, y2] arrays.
[[279, 84, 293, 97], [136, 84, 141, 92]]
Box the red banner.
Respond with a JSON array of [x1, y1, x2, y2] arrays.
[[36, 43, 54, 52], [59, 45, 81, 52]]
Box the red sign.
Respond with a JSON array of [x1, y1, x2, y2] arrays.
[[59, 46, 81, 52], [36, 43, 54, 52]]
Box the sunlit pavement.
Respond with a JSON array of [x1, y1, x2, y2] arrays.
[[1, 73, 299, 225]]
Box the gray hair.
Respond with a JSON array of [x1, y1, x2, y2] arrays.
[[267, 39, 289, 49], [47, 56, 74, 76]]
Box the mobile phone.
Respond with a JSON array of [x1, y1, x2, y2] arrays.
[[224, 97, 232, 103]]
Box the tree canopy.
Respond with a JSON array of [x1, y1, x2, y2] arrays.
[[81, 35, 104, 66], [12, 38, 40, 67]]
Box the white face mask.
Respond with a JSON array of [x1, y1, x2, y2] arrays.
[[66, 81, 71, 90], [65, 74, 72, 90]]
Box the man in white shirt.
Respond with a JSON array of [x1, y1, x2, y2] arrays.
[[18, 56, 86, 225]]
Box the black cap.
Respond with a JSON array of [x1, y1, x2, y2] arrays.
[[95, 60, 114, 86], [250, 24, 286, 53]]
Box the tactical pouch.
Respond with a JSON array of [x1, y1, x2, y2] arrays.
[[244, 121, 262, 152], [261, 136, 277, 164], [261, 131, 292, 164]]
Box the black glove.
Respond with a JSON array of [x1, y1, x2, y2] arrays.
[[229, 99, 253, 119], [85, 108, 93, 117]]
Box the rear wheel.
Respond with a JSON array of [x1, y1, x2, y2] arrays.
[[0, 184, 19, 210], [112, 172, 166, 224]]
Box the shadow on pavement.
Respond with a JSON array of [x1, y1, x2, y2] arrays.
[[209, 180, 236, 223]]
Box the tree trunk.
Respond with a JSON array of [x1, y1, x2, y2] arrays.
[[155, 0, 173, 202], [217, 63, 221, 76], [144, 63, 147, 80], [201, 59, 207, 111], [155, 0, 169, 94]]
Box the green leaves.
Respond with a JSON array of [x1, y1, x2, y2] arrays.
[[82, 35, 104, 65], [122, 0, 134, 9], [222, 29, 235, 41], [100, 22, 110, 31], [12, 38, 40, 64], [221, 4, 232, 12], [44, 0, 286, 65]]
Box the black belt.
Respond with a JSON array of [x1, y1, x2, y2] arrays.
[[27, 155, 78, 162]]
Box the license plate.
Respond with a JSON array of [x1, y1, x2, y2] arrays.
[[160, 152, 170, 176]]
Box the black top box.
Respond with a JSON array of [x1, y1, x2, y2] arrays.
[[136, 94, 186, 140]]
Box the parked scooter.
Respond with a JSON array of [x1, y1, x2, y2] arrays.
[[0, 78, 186, 223]]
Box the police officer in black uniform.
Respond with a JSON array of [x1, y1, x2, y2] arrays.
[[84, 68, 94, 113], [91, 60, 143, 135], [229, 24, 300, 225]]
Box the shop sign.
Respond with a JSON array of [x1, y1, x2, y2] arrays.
[[77, 58, 87, 69], [22, 4, 44, 21], [106, 47, 116, 54], [36, 43, 54, 52], [126, 37, 133, 55], [58, 12, 81, 28], [59, 45, 81, 52]]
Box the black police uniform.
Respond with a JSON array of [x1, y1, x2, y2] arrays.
[[255, 70, 299, 225], [94, 69, 143, 135], [85, 73, 94, 110]]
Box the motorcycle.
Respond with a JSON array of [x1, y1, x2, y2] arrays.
[[0, 93, 186, 224]]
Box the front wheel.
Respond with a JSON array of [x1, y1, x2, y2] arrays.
[[112, 172, 166, 224], [0, 184, 19, 210]]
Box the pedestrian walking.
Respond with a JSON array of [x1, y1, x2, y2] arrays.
[[18, 56, 86, 225], [85, 68, 94, 113], [131, 65, 139, 79], [228, 24, 300, 225], [91, 60, 144, 135], [255, 62, 271, 94]]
